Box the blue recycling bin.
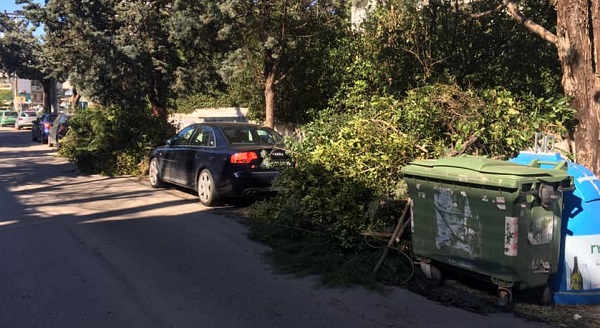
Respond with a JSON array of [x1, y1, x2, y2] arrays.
[[511, 146, 600, 304]]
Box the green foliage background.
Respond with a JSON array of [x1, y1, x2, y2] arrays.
[[247, 83, 574, 285], [59, 105, 175, 175], [1, 0, 577, 287]]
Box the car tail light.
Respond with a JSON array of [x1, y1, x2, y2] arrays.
[[230, 152, 258, 164], [43, 122, 51, 129]]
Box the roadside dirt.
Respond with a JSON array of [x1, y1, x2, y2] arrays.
[[222, 205, 600, 328], [405, 265, 600, 328]]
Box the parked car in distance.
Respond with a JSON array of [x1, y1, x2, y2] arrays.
[[32, 113, 59, 143], [14, 111, 38, 130], [0, 110, 18, 127], [149, 122, 291, 206], [48, 113, 71, 148]]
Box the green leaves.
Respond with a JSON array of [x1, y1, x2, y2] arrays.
[[60, 105, 174, 175], [249, 82, 574, 259]]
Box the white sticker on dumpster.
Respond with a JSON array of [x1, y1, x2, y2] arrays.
[[504, 216, 519, 256], [434, 188, 481, 257]]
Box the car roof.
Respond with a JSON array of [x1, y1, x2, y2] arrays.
[[196, 122, 265, 129]]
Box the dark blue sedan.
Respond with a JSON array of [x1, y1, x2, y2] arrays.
[[149, 122, 290, 206], [32, 113, 58, 143]]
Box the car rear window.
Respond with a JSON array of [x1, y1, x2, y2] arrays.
[[20, 112, 37, 117], [222, 126, 283, 145], [4, 112, 18, 117]]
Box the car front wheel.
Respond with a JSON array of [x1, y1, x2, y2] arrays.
[[149, 158, 165, 188], [197, 169, 218, 206]]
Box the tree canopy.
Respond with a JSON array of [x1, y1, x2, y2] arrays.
[[4, 0, 593, 173]]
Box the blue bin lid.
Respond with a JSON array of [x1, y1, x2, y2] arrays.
[[569, 164, 600, 203], [511, 151, 600, 203]]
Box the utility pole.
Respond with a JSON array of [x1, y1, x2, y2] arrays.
[[12, 74, 19, 112]]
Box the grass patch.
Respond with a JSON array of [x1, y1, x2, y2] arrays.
[[248, 223, 414, 290]]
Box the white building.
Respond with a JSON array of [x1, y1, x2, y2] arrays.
[[0, 72, 64, 111]]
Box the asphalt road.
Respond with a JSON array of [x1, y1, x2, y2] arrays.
[[0, 126, 552, 328]]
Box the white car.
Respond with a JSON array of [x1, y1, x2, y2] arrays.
[[14, 111, 38, 130]]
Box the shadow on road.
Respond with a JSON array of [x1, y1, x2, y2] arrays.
[[0, 127, 251, 229]]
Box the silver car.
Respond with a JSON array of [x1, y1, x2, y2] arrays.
[[15, 111, 38, 130]]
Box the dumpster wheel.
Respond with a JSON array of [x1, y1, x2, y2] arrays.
[[418, 262, 442, 286], [540, 285, 553, 306], [498, 287, 513, 311]]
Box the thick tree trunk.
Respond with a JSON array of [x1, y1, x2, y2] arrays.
[[556, 0, 600, 174], [264, 73, 276, 128], [42, 79, 53, 113], [70, 87, 81, 110], [148, 81, 169, 120], [42, 78, 60, 113], [151, 104, 168, 119]]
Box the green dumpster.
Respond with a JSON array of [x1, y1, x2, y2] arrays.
[[402, 156, 572, 306]]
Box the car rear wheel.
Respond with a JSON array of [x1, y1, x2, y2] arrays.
[[198, 169, 218, 206], [149, 158, 165, 188]]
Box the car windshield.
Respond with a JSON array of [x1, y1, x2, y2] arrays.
[[222, 126, 283, 145]]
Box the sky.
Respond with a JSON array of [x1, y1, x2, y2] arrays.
[[1, 0, 44, 14], [1, 0, 45, 36]]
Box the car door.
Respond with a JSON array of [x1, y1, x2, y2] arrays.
[[174, 125, 217, 187], [161, 125, 196, 184]]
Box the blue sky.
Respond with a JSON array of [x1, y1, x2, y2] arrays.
[[1, 1, 45, 36], [1, 1, 44, 14]]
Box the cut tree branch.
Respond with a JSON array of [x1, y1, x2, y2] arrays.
[[470, 3, 506, 18], [471, 0, 558, 44]]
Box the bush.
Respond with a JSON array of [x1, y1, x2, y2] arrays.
[[59, 105, 175, 175], [247, 82, 574, 286]]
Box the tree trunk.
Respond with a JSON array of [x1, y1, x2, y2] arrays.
[[148, 81, 169, 120], [70, 87, 81, 110], [50, 78, 59, 113], [264, 72, 276, 128], [42, 79, 53, 113], [556, 0, 600, 174], [151, 104, 168, 119]]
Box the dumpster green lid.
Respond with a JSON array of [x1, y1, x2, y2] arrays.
[[402, 156, 571, 189]]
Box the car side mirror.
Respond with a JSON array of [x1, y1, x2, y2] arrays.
[[166, 138, 173, 147]]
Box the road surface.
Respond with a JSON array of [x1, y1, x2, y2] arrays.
[[0, 126, 552, 327]]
